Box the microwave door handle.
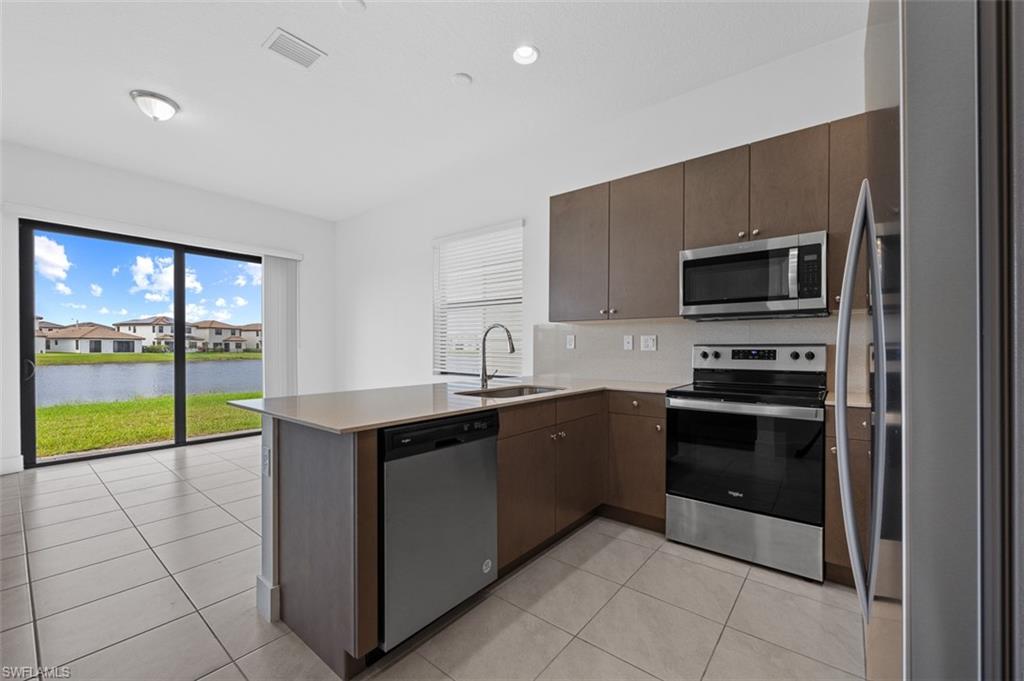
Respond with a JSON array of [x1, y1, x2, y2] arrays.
[[836, 178, 874, 621], [788, 247, 800, 298]]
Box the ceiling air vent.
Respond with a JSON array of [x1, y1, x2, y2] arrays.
[[263, 28, 326, 69]]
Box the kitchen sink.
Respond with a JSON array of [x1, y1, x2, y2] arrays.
[[457, 385, 564, 398]]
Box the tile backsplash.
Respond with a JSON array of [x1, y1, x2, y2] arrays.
[[534, 311, 871, 394]]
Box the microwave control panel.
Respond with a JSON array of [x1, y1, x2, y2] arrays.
[[797, 245, 823, 298]]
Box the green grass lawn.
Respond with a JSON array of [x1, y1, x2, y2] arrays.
[[37, 352, 262, 366], [36, 391, 261, 457]]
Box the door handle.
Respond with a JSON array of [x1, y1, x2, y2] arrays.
[[835, 178, 888, 622], [23, 358, 36, 381]]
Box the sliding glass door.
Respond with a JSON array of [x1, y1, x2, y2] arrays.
[[183, 252, 262, 440], [19, 219, 262, 467]]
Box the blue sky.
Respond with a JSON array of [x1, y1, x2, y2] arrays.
[[34, 229, 262, 326]]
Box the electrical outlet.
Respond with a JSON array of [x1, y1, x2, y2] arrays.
[[565, 334, 576, 350], [623, 335, 634, 351], [640, 334, 658, 352]]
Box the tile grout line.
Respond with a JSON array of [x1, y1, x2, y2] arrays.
[[17, 475, 45, 672], [521, 529, 671, 681], [698, 566, 748, 681], [89, 462, 252, 676], [708, 578, 867, 679]]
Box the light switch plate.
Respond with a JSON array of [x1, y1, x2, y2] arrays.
[[565, 334, 576, 350], [623, 335, 634, 351], [640, 334, 657, 352]]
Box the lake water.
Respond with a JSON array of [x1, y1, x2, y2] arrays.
[[36, 360, 262, 407]]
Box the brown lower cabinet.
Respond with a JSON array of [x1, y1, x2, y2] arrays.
[[824, 436, 872, 571], [555, 414, 607, 532], [497, 427, 557, 569], [607, 413, 666, 519]]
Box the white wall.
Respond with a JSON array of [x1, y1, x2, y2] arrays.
[[333, 26, 896, 390], [1, 143, 337, 473]]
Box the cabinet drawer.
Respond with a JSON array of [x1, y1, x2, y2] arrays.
[[499, 401, 557, 440], [607, 391, 665, 418], [556, 392, 605, 423], [825, 406, 872, 441]]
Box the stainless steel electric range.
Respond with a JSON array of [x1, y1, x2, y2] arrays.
[[665, 343, 827, 581]]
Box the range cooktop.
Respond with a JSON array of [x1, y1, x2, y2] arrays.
[[668, 343, 828, 408]]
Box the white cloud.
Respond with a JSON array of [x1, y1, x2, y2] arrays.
[[131, 255, 202, 300], [183, 302, 209, 322], [118, 308, 128, 315], [54, 282, 73, 295], [111, 266, 120, 276], [212, 310, 232, 322], [232, 296, 248, 307], [99, 306, 111, 315], [62, 302, 86, 310], [90, 283, 103, 297], [245, 263, 262, 286], [34, 235, 72, 281], [234, 275, 247, 287], [215, 297, 227, 308]]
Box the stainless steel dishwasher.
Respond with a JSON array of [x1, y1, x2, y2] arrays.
[[381, 410, 498, 651]]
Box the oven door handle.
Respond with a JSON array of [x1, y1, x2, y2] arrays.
[[835, 178, 888, 622], [665, 397, 823, 422]]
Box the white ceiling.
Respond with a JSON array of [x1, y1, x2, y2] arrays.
[[2, 1, 872, 221]]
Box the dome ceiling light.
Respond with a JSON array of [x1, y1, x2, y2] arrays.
[[130, 90, 180, 122]]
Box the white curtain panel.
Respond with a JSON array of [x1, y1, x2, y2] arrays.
[[261, 255, 298, 398]]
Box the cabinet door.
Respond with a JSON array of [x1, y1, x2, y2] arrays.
[[828, 108, 900, 311], [608, 164, 684, 319], [824, 437, 872, 568], [498, 428, 557, 568], [549, 183, 610, 321], [555, 414, 607, 532], [684, 146, 750, 249], [750, 124, 829, 240], [607, 413, 666, 519]]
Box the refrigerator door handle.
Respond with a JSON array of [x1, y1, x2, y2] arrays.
[[835, 179, 888, 622]]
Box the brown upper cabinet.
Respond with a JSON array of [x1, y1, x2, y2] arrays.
[[549, 183, 610, 321], [828, 108, 900, 311], [749, 124, 830, 240], [684, 145, 750, 249], [607, 163, 685, 319]]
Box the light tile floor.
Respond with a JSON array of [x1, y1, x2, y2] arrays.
[[1, 439, 869, 681]]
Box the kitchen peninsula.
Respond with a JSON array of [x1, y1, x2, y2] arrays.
[[229, 375, 675, 680]]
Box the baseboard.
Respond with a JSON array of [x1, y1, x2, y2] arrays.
[[598, 504, 666, 533], [256, 574, 280, 622], [825, 561, 855, 587]]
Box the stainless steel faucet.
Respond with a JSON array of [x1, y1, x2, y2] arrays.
[[480, 323, 515, 389]]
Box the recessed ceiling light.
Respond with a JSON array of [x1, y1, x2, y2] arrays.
[[512, 45, 539, 65], [451, 72, 473, 86], [130, 90, 179, 122]]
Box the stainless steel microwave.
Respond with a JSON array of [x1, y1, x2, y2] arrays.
[[679, 231, 828, 320]]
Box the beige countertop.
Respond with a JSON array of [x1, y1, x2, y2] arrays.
[[825, 391, 872, 409], [230, 374, 677, 435]]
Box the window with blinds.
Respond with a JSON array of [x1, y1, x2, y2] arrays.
[[433, 221, 524, 377]]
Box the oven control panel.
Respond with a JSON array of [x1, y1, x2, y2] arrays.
[[692, 344, 827, 372]]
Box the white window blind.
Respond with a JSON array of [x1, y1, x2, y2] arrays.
[[433, 222, 524, 377]]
